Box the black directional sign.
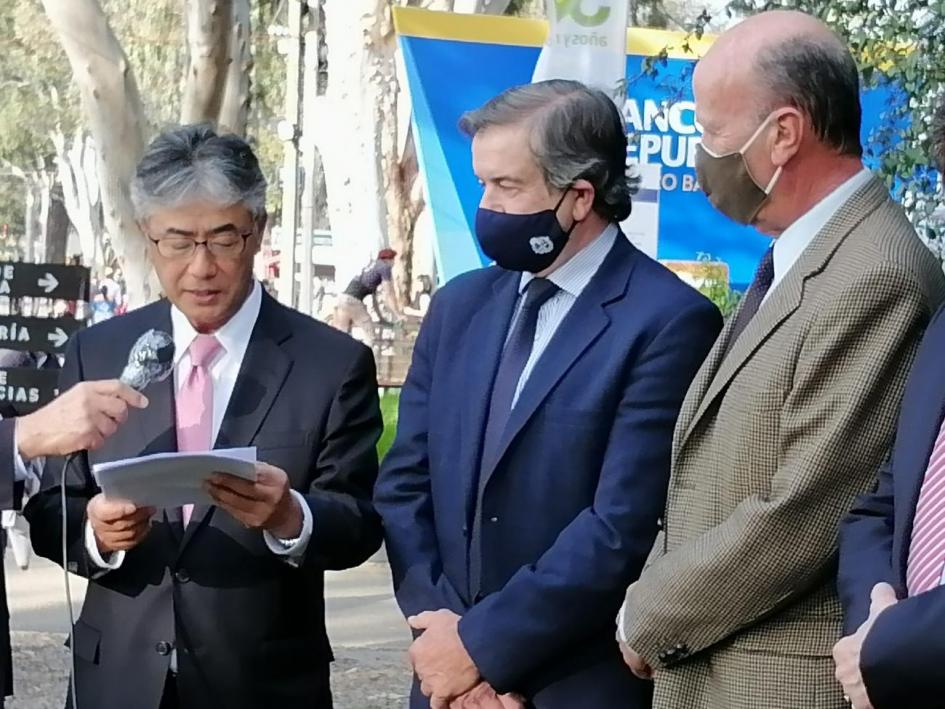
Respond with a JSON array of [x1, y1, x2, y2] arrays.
[[0, 368, 59, 415], [0, 262, 91, 301], [0, 316, 84, 354]]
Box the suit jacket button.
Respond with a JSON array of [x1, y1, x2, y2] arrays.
[[489, 516, 499, 523], [462, 525, 469, 536], [175, 569, 190, 584], [155, 641, 172, 656]]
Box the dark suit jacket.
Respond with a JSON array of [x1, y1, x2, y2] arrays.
[[24, 291, 383, 709], [838, 305, 945, 709], [374, 235, 722, 708], [0, 420, 16, 699]]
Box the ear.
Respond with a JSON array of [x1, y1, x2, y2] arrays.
[[771, 108, 804, 168], [569, 179, 596, 222]]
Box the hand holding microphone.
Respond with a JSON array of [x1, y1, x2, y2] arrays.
[[15, 329, 173, 460], [15, 380, 148, 459]]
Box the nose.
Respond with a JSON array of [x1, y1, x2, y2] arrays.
[[187, 244, 218, 279]]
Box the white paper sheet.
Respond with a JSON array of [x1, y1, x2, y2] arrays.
[[92, 447, 257, 509]]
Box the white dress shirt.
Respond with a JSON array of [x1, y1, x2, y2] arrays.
[[86, 280, 313, 570], [512, 223, 618, 406], [761, 169, 873, 305]]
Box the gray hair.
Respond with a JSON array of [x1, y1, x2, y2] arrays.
[[932, 95, 945, 174], [459, 80, 635, 222], [131, 124, 267, 221], [755, 35, 863, 158]]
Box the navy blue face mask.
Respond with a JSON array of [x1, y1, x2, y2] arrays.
[[474, 189, 576, 273]]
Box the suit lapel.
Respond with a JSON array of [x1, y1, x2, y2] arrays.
[[459, 274, 521, 520], [678, 176, 890, 450], [178, 293, 293, 555], [476, 236, 635, 495], [683, 271, 804, 443]]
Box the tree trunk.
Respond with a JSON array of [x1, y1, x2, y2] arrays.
[[315, 0, 514, 298], [55, 132, 104, 270], [36, 172, 52, 262], [46, 183, 70, 264], [181, 0, 234, 126], [316, 1, 396, 287], [41, 0, 153, 306], [218, 0, 252, 136], [23, 182, 38, 263]]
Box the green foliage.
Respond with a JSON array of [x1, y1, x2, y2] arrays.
[[378, 390, 401, 461], [695, 252, 742, 318]]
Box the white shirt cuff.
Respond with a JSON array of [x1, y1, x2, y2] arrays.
[[85, 519, 125, 574], [12, 423, 42, 492], [616, 601, 629, 644], [263, 490, 313, 566]]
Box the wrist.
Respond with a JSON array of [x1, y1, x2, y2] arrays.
[[269, 496, 304, 540], [14, 414, 40, 461]]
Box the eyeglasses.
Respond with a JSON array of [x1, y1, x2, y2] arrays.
[[148, 231, 253, 260]]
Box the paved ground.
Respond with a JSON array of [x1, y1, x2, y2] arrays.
[[4, 554, 413, 708]]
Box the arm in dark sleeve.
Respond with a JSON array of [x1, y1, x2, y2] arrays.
[[837, 458, 898, 634], [23, 334, 99, 577], [860, 587, 945, 709], [0, 420, 17, 511], [373, 293, 469, 617], [459, 300, 722, 693], [299, 343, 384, 570], [839, 306, 945, 633]]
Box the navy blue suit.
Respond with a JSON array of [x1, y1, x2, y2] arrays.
[[838, 306, 945, 708], [375, 235, 722, 707]]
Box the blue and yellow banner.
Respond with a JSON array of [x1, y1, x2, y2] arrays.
[[396, 8, 890, 289]]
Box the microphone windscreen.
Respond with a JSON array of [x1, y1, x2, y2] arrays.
[[120, 330, 175, 392]]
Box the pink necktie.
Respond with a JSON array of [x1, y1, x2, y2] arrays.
[[175, 334, 221, 526], [907, 418, 945, 595]]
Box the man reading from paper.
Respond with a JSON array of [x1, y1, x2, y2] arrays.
[[25, 125, 384, 709]]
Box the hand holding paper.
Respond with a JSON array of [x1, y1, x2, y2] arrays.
[[87, 495, 155, 554], [205, 462, 303, 540]]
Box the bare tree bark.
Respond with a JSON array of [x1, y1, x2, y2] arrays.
[[54, 132, 105, 272], [41, 0, 153, 305], [315, 0, 514, 300], [218, 0, 253, 136], [181, 0, 235, 126], [46, 184, 70, 264], [316, 1, 394, 288]]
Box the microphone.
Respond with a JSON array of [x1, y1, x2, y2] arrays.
[[119, 329, 175, 391]]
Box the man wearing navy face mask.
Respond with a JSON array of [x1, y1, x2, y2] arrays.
[[375, 80, 722, 709]]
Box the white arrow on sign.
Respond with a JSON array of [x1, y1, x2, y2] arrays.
[[37, 273, 59, 294], [47, 327, 68, 350]]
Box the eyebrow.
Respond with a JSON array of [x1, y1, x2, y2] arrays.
[[162, 223, 242, 237], [490, 175, 524, 185]]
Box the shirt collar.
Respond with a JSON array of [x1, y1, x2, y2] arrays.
[[170, 280, 263, 365], [519, 223, 618, 297], [773, 169, 873, 281]]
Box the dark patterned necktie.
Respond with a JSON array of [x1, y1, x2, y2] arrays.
[[723, 247, 775, 358], [479, 277, 560, 474]]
